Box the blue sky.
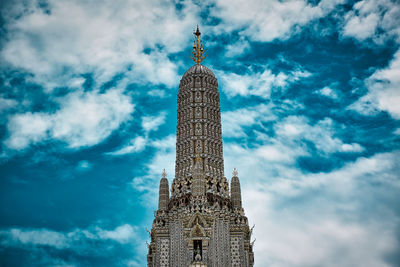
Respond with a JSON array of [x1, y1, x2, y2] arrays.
[[0, 0, 400, 266]]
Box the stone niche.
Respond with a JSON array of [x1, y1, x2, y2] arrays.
[[185, 214, 210, 266]]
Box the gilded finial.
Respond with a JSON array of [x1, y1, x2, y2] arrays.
[[162, 169, 167, 179], [190, 25, 206, 64], [232, 168, 238, 177]]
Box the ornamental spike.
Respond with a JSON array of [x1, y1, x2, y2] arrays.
[[232, 168, 238, 177], [190, 25, 206, 64]]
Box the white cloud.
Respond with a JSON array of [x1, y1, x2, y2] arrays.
[[223, 109, 363, 180], [343, 12, 379, 40], [97, 224, 137, 244], [1, 0, 200, 89], [340, 143, 364, 152], [342, 0, 400, 43], [317, 86, 339, 99], [0, 223, 147, 267], [222, 104, 276, 138], [147, 89, 166, 98], [0, 97, 18, 112], [108, 136, 147, 156], [0, 224, 139, 249], [211, 0, 345, 42], [225, 37, 250, 57], [225, 140, 400, 266], [131, 134, 176, 207], [5, 89, 134, 149], [76, 160, 91, 171], [275, 116, 364, 154], [5, 112, 51, 149], [106, 111, 167, 156], [218, 67, 310, 99], [5, 228, 69, 249], [141, 111, 167, 133], [350, 49, 400, 119], [255, 143, 298, 163]]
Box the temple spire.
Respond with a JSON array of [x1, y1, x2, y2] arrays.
[[190, 25, 206, 64], [231, 168, 242, 209], [158, 169, 169, 210]]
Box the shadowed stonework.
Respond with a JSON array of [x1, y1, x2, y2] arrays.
[[147, 27, 254, 267]]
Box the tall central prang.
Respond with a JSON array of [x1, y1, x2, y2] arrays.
[[147, 26, 254, 267], [173, 25, 226, 200]]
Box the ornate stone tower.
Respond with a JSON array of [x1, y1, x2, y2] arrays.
[[147, 26, 254, 267]]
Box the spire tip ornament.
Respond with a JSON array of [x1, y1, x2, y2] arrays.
[[233, 168, 238, 177], [162, 168, 167, 179], [190, 25, 206, 64]]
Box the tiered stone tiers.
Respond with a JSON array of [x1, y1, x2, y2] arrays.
[[173, 64, 228, 201]]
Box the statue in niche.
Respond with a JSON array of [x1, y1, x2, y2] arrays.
[[195, 91, 201, 102], [195, 123, 202, 135], [195, 251, 201, 261], [211, 181, 217, 191], [190, 140, 194, 153], [190, 124, 194, 135], [220, 184, 225, 195], [195, 107, 202, 118], [196, 140, 202, 153]]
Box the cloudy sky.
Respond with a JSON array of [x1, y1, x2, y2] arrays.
[[0, 0, 400, 266]]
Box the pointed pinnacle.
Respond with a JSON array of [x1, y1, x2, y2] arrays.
[[194, 25, 201, 36], [232, 168, 238, 177]]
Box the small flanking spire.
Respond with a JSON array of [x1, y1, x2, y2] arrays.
[[158, 169, 169, 210], [231, 168, 242, 209], [190, 25, 206, 65]]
